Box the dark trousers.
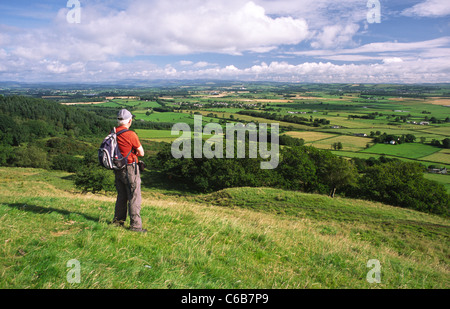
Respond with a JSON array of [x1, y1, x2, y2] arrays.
[[113, 164, 142, 229]]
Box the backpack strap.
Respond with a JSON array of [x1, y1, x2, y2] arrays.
[[116, 129, 129, 136], [116, 129, 132, 163]]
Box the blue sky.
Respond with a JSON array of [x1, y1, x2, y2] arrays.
[[0, 0, 449, 83]]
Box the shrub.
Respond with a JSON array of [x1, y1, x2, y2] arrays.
[[74, 165, 115, 194], [51, 154, 82, 173], [12, 145, 49, 169]]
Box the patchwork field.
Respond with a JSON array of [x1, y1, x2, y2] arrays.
[[189, 110, 313, 130], [284, 131, 336, 143], [324, 127, 445, 140], [421, 149, 450, 165]]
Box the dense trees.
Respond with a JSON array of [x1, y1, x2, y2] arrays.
[[0, 96, 109, 172], [279, 134, 305, 147], [155, 142, 355, 196], [356, 161, 448, 215], [154, 142, 448, 216], [372, 132, 416, 144], [0, 95, 112, 147]]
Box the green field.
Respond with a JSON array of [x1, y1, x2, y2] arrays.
[[424, 173, 450, 193], [134, 111, 217, 125], [0, 167, 448, 289], [361, 143, 441, 159], [136, 129, 215, 142]]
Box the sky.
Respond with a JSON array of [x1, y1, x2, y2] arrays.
[[0, 0, 449, 83]]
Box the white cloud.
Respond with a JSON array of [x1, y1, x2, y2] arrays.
[[290, 37, 450, 59], [119, 58, 450, 83], [0, 0, 312, 68], [382, 57, 403, 64], [43, 60, 69, 74], [402, 0, 450, 17], [256, 0, 366, 26], [193, 61, 214, 68], [179, 61, 194, 66], [2, 53, 450, 83], [310, 23, 360, 49], [1, 0, 450, 83], [55, 0, 310, 57]]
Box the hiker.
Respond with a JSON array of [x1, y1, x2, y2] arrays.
[[112, 109, 147, 233]]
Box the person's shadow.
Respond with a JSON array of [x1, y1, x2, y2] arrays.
[[6, 203, 100, 223]]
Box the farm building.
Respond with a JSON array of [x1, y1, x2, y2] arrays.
[[428, 168, 447, 174]]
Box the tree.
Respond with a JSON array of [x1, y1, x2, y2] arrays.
[[431, 139, 441, 147], [74, 165, 115, 194], [331, 141, 344, 151], [404, 134, 416, 143], [357, 161, 449, 215], [305, 146, 357, 196], [277, 146, 317, 192], [442, 138, 450, 149]]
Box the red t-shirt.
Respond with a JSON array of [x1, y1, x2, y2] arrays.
[[116, 126, 142, 164]]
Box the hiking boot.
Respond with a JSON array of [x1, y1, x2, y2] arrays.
[[112, 220, 125, 227], [129, 227, 147, 233]]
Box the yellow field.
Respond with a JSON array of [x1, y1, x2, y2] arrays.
[[389, 96, 450, 106], [285, 131, 336, 142], [308, 135, 370, 152], [421, 149, 450, 164], [428, 97, 450, 106]]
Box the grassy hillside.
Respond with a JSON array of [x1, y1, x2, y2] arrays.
[[0, 167, 448, 289]]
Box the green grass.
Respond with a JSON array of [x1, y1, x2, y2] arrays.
[[0, 167, 448, 289], [424, 174, 450, 193], [135, 129, 181, 140], [361, 143, 441, 159]]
